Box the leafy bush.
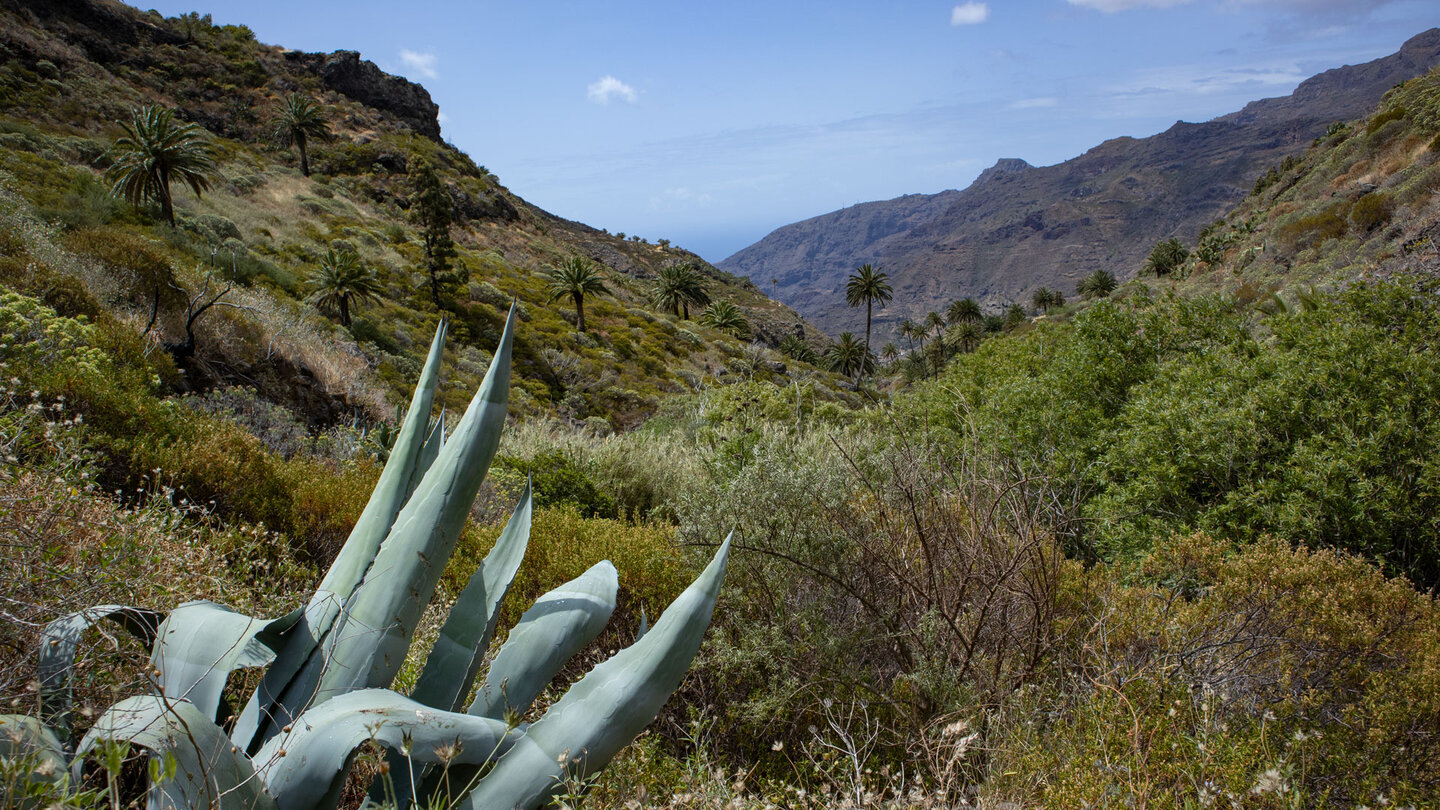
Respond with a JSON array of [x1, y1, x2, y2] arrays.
[[1349, 190, 1394, 232]]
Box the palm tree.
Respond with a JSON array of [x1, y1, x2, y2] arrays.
[[105, 105, 217, 226], [699, 300, 749, 337], [825, 332, 873, 378], [1078, 269, 1117, 299], [947, 297, 982, 325], [844, 264, 893, 361], [544, 255, 609, 333], [274, 94, 330, 177], [898, 318, 921, 354], [1144, 237, 1189, 277], [651, 263, 710, 319], [925, 311, 946, 340], [947, 321, 983, 354], [306, 248, 382, 327], [1033, 287, 1065, 313], [780, 334, 817, 364], [880, 342, 899, 364], [1003, 303, 1027, 331]]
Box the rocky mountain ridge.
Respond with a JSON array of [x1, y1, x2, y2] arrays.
[[720, 28, 1440, 340]]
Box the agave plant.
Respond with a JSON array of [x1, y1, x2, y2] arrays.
[[0, 307, 731, 810]]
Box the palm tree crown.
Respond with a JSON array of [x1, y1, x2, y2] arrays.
[[825, 332, 874, 378], [947, 297, 982, 325], [699, 300, 749, 337], [844, 264, 893, 363], [651, 263, 710, 319], [1078, 269, 1117, 299], [306, 248, 382, 327], [105, 105, 217, 226], [544, 256, 609, 333], [274, 94, 331, 177]]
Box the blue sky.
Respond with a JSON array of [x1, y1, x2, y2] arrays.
[[144, 0, 1436, 262]]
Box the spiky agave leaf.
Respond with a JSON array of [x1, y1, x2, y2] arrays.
[[148, 602, 302, 722], [76, 696, 274, 810], [313, 306, 515, 704], [236, 322, 448, 750], [468, 558, 618, 721], [406, 408, 447, 500], [373, 481, 532, 807], [459, 536, 731, 810], [0, 714, 69, 807], [254, 690, 518, 810], [37, 605, 164, 746]]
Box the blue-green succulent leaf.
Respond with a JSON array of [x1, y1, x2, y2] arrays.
[[149, 602, 302, 722], [468, 558, 617, 721], [460, 536, 730, 810], [254, 689, 517, 810], [314, 306, 514, 703], [76, 696, 275, 810], [38, 605, 164, 746], [235, 322, 448, 750]]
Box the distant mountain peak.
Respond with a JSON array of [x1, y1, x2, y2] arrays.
[[720, 28, 1440, 340]]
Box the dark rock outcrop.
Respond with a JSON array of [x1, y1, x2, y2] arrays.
[[284, 50, 442, 142]]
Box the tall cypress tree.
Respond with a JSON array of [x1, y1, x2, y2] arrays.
[[411, 158, 459, 309]]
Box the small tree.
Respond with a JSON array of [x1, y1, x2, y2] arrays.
[[544, 256, 608, 333], [1078, 269, 1117, 299], [274, 94, 331, 177], [651, 263, 709, 319], [1144, 237, 1189, 277], [825, 332, 873, 378], [780, 334, 818, 365], [1003, 303, 1027, 331], [307, 247, 382, 327], [947, 297, 982, 325], [105, 105, 217, 226], [699, 300, 749, 337], [411, 158, 460, 309], [1032, 287, 1058, 313], [844, 264, 893, 363]]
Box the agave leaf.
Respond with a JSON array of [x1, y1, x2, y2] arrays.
[[314, 306, 515, 703], [0, 714, 68, 805], [460, 537, 731, 810], [149, 602, 302, 722], [411, 479, 534, 714], [406, 408, 446, 500], [38, 605, 164, 746], [75, 696, 275, 810], [468, 558, 617, 721], [235, 322, 448, 750], [254, 689, 517, 810], [372, 481, 532, 808]]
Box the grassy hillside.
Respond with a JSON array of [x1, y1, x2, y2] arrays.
[[0, 0, 846, 437]]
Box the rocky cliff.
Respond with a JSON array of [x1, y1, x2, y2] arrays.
[[720, 28, 1440, 339]]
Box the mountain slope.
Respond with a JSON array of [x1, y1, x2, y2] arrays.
[[0, 0, 840, 434], [720, 29, 1440, 339]]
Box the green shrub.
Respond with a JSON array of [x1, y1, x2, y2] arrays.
[[1348, 190, 1393, 231]]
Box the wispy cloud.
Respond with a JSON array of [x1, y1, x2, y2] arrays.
[[649, 186, 714, 212], [1066, 0, 1190, 12], [587, 75, 638, 105], [950, 2, 991, 24], [398, 49, 438, 79], [1008, 97, 1060, 110]]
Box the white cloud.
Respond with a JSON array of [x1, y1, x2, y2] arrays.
[[950, 2, 990, 24], [1066, 0, 1190, 12], [1008, 97, 1060, 110], [398, 49, 439, 79], [587, 75, 638, 105], [649, 186, 714, 212]]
